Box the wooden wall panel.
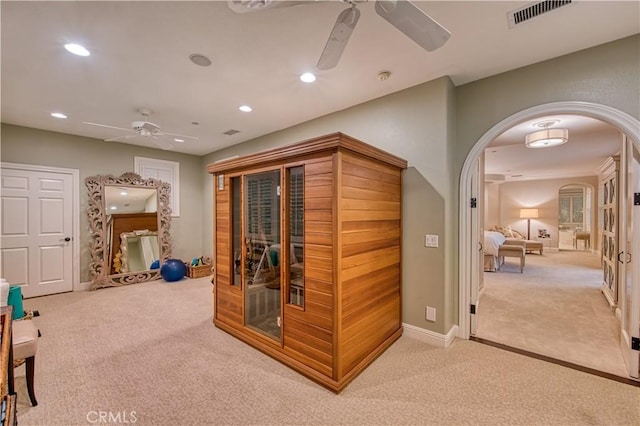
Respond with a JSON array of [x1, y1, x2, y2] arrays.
[[210, 134, 406, 393], [338, 152, 402, 376]]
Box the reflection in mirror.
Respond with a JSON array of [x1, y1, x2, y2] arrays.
[[86, 172, 171, 290], [119, 230, 159, 273]]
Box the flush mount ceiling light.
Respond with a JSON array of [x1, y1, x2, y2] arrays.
[[300, 72, 316, 83], [525, 120, 568, 148], [64, 43, 90, 56]]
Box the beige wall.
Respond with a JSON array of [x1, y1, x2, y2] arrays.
[[493, 176, 599, 249], [484, 182, 501, 227], [0, 124, 205, 282]]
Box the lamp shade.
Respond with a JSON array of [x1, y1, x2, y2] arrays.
[[525, 128, 568, 148], [519, 208, 539, 219]]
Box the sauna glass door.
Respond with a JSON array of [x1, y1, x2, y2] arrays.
[[243, 169, 282, 340]]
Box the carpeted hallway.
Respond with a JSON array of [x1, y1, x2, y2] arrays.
[[13, 275, 640, 425], [477, 250, 627, 377]]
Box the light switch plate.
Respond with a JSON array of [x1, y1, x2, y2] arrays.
[[425, 234, 439, 248], [426, 306, 436, 322]]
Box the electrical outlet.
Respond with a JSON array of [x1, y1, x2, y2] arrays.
[[426, 306, 436, 322], [425, 234, 439, 248]]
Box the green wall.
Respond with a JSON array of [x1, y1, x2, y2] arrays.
[[203, 35, 640, 334], [2, 35, 638, 336], [203, 76, 454, 333], [0, 124, 205, 282]]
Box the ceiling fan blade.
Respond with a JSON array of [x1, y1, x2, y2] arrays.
[[151, 136, 175, 151], [156, 131, 199, 140], [104, 134, 138, 142], [83, 122, 135, 133], [375, 0, 451, 52], [316, 5, 361, 71]]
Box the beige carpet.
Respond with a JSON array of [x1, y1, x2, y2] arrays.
[[13, 276, 640, 425], [478, 250, 627, 377]]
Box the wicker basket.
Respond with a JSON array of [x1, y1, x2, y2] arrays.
[[187, 263, 212, 278]]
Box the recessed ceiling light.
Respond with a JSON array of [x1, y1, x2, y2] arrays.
[[174, 138, 185, 143], [64, 43, 90, 57], [189, 53, 211, 67], [110, 206, 117, 210], [50, 112, 67, 119], [120, 190, 128, 196], [300, 72, 316, 83], [239, 105, 252, 112]]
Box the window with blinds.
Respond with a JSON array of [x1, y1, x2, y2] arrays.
[[289, 167, 304, 242], [245, 172, 279, 241], [559, 187, 584, 227]]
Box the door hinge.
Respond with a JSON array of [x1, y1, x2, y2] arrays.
[[632, 337, 640, 351], [470, 198, 477, 208], [634, 193, 640, 206], [470, 304, 476, 315]]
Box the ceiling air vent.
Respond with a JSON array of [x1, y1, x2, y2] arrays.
[[508, 0, 572, 28], [223, 129, 240, 136]]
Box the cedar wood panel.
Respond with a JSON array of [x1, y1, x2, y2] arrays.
[[338, 152, 402, 375], [209, 133, 406, 392]]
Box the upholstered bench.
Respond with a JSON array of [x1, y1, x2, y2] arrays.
[[524, 240, 543, 254], [505, 238, 543, 255], [498, 243, 526, 273]]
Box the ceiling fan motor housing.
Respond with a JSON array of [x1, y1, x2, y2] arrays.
[[132, 121, 160, 134]]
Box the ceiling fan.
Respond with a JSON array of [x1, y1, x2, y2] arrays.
[[83, 108, 198, 150], [227, 0, 451, 70]]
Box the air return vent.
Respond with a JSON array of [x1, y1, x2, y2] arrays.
[[508, 0, 572, 28], [223, 129, 240, 136]]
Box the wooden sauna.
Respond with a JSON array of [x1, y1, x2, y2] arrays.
[[208, 132, 407, 392]]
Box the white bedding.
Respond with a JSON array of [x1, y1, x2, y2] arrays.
[[484, 231, 506, 256]]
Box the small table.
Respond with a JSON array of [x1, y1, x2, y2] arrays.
[[574, 231, 590, 249]]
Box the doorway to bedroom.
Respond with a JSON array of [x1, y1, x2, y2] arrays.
[[460, 102, 640, 382]]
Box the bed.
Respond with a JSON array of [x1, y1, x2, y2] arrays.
[[484, 230, 506, 272]]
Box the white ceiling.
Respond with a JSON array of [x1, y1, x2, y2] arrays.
[[2, 1, 639, 178]]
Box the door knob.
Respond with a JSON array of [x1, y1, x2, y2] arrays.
[[64, 237, 71, 242]]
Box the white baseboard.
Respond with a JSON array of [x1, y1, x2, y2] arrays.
[[403, 323, 458, 348]]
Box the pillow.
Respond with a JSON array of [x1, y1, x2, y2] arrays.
[[511, 229, 525, 239], [489, 225, 524, 239]]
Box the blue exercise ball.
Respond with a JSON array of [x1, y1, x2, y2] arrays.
[[160, 258, 186, 282]]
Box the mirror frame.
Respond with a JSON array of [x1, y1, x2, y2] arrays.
[[86, 172, 172, 289]]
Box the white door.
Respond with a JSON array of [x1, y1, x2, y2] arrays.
[[1, 165, 74, 297], [470, 157, 483, 335], [619, 138, 640, 378]]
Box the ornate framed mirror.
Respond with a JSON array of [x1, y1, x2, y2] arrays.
[[86, 172, 172, 289]]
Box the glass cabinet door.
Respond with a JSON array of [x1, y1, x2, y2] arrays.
[[243, 169, 281, 339], [287, 166, 304, 307]]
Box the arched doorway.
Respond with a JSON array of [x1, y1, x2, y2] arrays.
[[459, 101, 640, 378]]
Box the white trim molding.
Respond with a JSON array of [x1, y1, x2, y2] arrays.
[[403, 323, 458, 348], [459, 101, 640, 339]]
